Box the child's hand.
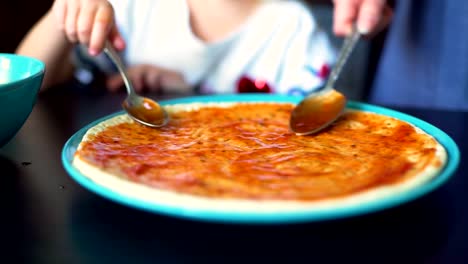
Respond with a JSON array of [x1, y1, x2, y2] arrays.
[[105, 64, 191, 94], [52, 0, 125, 55], [333, 0, 393, 36]]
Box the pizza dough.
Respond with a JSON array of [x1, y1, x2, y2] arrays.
[[72, 102, 447, 212]]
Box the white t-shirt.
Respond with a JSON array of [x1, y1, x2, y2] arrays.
[[75, 0, 336, 96]]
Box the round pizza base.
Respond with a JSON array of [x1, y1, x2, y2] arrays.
[[72, 103, 447, 214]]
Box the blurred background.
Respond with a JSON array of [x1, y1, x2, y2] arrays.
[[0, 0, 387, 101]]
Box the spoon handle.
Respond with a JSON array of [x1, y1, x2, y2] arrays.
[[103, 41, 135, 96], [323, 26, 361, 92]]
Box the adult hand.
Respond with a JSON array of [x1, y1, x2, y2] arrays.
[[106, 64, 192, 94], [51, 0, 125, 55], [333, 0, 393, 37]]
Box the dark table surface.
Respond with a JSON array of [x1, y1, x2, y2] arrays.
[[1, 84, 467, 264]]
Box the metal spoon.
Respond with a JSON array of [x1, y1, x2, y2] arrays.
[[289, 27, 361, 135], [103, 41, 169, 127]]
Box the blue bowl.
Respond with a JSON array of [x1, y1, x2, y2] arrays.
[[0, 53, 45, 148]]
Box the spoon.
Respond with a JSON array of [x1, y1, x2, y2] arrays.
[[289, 27, 361, 135], [103, 41, 169, 127]]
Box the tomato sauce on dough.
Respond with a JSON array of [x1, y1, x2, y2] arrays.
[[76, 103, 440, 201]]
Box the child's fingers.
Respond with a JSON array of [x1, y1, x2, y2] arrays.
[[333, 0, 359, 36], [160, 71, 187, 89], [64, 0, 80, 42], [144, 69, 162, 91], [114, 66, 146, 92], [77, 4, 98, 46], [52, 0, 66, 31], [106, 73, 123, 92], [109, 26, 126, 51], [357, 0, 387, 34], [130, 71, 145, 92], [88, 3, 114, 55]]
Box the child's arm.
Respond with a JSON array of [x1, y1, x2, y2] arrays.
[[16, 10, 75, 90]]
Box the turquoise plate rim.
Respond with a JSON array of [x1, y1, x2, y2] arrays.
[[62, 94, 460, 224]]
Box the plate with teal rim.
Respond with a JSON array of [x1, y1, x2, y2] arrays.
[[62, 94, 460, 224]]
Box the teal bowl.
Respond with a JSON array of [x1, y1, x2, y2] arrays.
[[0, 53, 45, 148]]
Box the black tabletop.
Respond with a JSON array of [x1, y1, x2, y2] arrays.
[[1, 84, 467, 264]]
